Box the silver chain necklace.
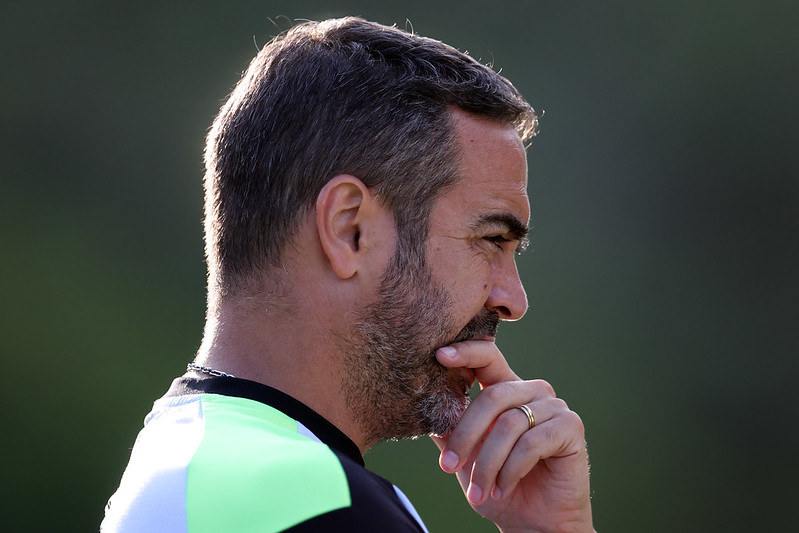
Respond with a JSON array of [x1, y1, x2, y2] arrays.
[[187, 363, 237, 378]]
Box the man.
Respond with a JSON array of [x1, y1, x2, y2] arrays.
[[102, 17, 594, 532]]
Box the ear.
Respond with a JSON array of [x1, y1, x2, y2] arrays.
[[315, 175, 376, 280]]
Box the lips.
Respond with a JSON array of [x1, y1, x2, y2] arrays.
[[450, 310, 499, 345]]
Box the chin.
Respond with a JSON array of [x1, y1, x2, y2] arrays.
[[425, 395, 469, 438], [421, 372, 471, 438]]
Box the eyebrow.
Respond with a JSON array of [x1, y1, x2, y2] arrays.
[[471, 213, 531, 253]]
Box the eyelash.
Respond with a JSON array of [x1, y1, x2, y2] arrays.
[[485, 235, 511, 249]]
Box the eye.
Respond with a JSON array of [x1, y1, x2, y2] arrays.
[[484, 235, 511, 249]]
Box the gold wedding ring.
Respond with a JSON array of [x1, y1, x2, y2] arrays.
[[515, 404, 536, 430]]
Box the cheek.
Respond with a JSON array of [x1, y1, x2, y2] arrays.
[[442, 259, 490, 293], [428, 242, 492, 308], [449, 270, 493, 321]]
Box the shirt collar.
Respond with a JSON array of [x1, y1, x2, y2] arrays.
[[164, 375, 365, 466]]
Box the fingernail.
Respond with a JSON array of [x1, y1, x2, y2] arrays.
[[441, 450, 459, 471], [467, 482, 483, 504], [438, 346, 456, 359], [491, 486, 502, 500]]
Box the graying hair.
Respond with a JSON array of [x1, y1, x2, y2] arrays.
[[204, 17, 537, 302]]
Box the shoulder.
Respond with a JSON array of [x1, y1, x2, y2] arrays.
[[281, 449, 428, 532], [103, 393, 427, 532], [193, 394, 427, 531], [185, 394, 357, 530]]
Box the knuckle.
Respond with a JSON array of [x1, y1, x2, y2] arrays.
[[553, 407, 585, 435], [530, 378, 556, 397], [479, 382, 508, 404], [496, 466, 521, 492], [447, 424, 480, 449], [552, 397, 569, 412], [495, 466, 518, 489], [567, 409, 586, 433], [493, 409, 520, 434], [471, 458, 499, 486], [518, 428, 546, 457]]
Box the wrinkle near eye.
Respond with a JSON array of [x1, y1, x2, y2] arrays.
[[469, 213, 529, 246]]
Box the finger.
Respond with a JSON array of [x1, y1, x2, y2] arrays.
[[439, 380, 555, 474], [432, 434, 480, 493], [494, 409, 587, 500], [462, 404, 531, 504], [464, 398, 563, 504], [436, 340, 519, 386], [433, 432, 482, 477], [432, 434, 458, 475]]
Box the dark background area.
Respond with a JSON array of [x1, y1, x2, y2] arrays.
[[2, 1, 797, 531]]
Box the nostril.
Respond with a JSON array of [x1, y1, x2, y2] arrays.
[[496, 306, 511, 318]]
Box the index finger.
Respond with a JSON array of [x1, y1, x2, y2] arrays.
[[436, 340, 520, 387]]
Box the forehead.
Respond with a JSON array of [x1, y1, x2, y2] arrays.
[[441, 109, 530, 223]]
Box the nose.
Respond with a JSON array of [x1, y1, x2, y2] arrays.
[[484, 257, 528, 321]]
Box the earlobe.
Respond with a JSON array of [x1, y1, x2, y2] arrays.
[[316, 175, 370, 280]]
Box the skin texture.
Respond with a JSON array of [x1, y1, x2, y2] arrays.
[[195, 108, 594, 532]]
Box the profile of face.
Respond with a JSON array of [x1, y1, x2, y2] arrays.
[[343, 111, 530, 443]]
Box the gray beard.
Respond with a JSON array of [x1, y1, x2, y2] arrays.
[[342, 250, 498, 445]]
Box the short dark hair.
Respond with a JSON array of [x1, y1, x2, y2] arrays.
[[204, 17, 536, 300]]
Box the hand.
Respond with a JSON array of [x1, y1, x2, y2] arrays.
[[432, 341, 594, 533]]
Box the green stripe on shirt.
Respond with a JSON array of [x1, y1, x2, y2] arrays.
[[186, 394, 351, 533]]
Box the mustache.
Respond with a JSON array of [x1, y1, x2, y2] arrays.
[[449, 310, 499, 345]]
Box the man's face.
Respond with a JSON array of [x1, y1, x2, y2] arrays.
[[344, 110, 530, 443]]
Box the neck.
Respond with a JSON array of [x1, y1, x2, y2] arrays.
[[194, 292, 372, 453]]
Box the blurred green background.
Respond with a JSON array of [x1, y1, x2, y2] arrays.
[[2, 1, 797, 531]]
